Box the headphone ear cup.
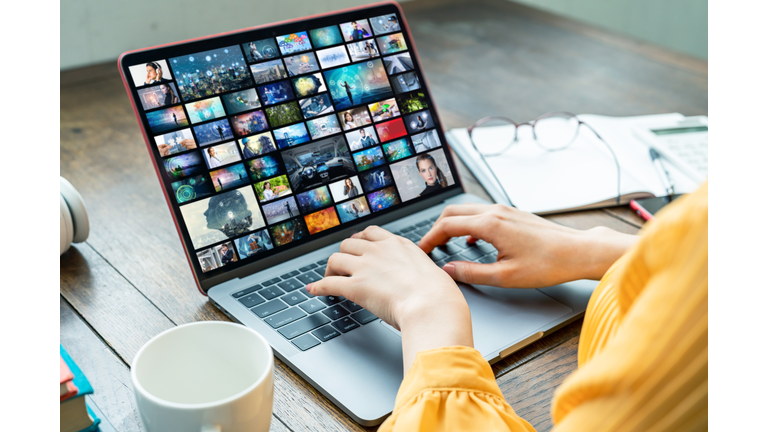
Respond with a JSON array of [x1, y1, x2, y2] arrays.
[[60, 194, 74, 255], [60, 177, 90, 244]]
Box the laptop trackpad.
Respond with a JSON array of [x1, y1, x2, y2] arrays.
[[461, 283, 573, 357]]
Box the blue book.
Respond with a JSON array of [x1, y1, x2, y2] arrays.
[[60, 345, 100, 432]]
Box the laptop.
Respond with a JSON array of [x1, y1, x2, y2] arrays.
[[118, 1, 597, 426]]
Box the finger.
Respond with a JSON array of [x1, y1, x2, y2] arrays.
[[442, 260, 507, 287], [419, 215, 496, 253], [355, 225, 392, 242], [339, 238, 372, 256], [325, 252, 361, 276], [437, 204, 491, 222], [307, 276, 353, 297]]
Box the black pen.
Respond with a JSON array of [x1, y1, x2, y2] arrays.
[[649, 148, 675, 197]]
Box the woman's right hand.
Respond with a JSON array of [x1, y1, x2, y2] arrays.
[[419, 204, 638, 288]]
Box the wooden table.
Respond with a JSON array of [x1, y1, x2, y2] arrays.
[[60, 0, 707, 430]]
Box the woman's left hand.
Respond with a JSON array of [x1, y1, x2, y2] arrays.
[[309, 226, 473, 372]]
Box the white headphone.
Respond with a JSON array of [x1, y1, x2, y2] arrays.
[[60, 177, 90, 255]]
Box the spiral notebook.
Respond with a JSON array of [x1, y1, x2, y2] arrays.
[[445, 113, 703, 214]]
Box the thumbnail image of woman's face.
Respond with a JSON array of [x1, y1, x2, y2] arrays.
[[160, 84, 170, 94], [208, 148, 216, 158], [265, 182, 272, 190], [345, 178, 353, 188], [204, 192, 252, 230], [146, 65, 158, 80], [418, 158, 438, 185], [345, 112, 352, 122]]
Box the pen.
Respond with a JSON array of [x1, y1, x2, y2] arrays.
[[649, 148, 675, 197]]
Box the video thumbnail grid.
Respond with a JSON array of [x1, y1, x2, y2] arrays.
[[128, 12, 455, 275]]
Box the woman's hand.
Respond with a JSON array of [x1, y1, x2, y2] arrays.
[[419, 204, 638, 288], [180, 139, 196, 150], [308, 226, 473, 372]]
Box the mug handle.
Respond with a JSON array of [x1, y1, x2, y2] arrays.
[[201, 425, 221, 432]]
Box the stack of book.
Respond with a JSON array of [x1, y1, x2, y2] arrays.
[[60, 345, 101, 432]]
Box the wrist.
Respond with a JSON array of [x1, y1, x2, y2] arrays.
[[578, 227, 638, 280]]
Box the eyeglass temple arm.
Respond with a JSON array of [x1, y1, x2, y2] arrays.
[[580, 121, 621, 205]]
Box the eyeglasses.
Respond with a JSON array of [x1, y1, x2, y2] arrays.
[[468, 111, 621, 207]]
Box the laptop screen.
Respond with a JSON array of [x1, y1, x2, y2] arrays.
[[120, 3, 460, 286]]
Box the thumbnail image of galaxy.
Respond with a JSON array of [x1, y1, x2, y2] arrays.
[[235, 229, 274, 259], [221, 89, 261, 115], [382, 138, 414, 163], [368, 98, 400, 122], [346, 126, 379, 151], [137, 83, 180, 110], [300, 94, 334, 120], [391, 149, 455, 202], [262, 197, 300, 225], [316, 46, 350, 69], [296, 186, 333, 214], [147, 106, 188, 134], [269, 218, 309, 247], [411, 129, 442, 153], [203, 142, 241, 169], [340, 20, 373, 41], [353, 146, 386, 171], [185, 97, 226, 124], [338, 107, 372, 131], [246, 154, 283, 181], [309, 25, 344, 48], [193, 119, 234, 147], [284, 52, 320, 77], [304, 207, 340, 235], [291, 73, 326, 98], [250, 59, 288, 85], [360, 166, 393, 192], [164, 151, 206, 180], [390, 72, 421, 94], [170, 46, 253, 102], [274, 123, 311, 149], [375, 118, 408, 142], [307, 115, 342, 139], [367, 186, 401, 213], [396, 91, 429, 114], [404, 110, 435, 134], [370, 13, 401, 35], [323, 59, 393, 110], [242, 39, 280, 63], [232, 110, 268, 137], [383, 52, 414, 75], [210, 163, 250, 193], [155, 128, 196, 157], [239, 133, 277, 158], [266, 102, 303, 129], [128, 59, 172, 88], [180, 186, 266, 250], [171, 174, 215, 204], [258, 81, 295, 106], [336, 197, 371, 223], [254, 174, 292, 203], [376, 33, 408, 55], [348, 40, 380, 62], [283, 136, 356, 193], [276, 31, 312, 55]]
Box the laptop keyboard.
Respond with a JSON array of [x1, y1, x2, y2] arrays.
[[231, 214, 498, 351]]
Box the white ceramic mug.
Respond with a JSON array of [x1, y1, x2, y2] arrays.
[[131, 322, 274, 432]]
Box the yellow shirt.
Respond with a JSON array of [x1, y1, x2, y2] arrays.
[[380, 183, 707, 432]]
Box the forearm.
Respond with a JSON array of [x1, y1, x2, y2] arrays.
[[397, 296, 473, 374], [578, 227, 639, 280]]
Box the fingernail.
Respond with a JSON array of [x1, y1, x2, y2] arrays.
[[443, 263, 456, 279], [306, 283, 313, 293]]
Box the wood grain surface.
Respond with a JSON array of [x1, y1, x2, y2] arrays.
[[59, 0, 706, 430]]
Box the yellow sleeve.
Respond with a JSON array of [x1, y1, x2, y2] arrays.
[[551, 183, 708, 432], [379, 346, 536, 432]]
